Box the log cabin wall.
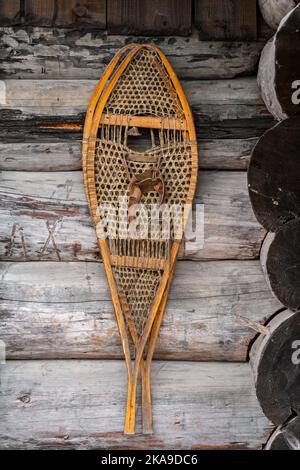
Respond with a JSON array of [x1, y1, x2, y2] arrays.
[[0, 0, 281, 449]]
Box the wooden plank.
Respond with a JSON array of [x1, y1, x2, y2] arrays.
[[194, 0, 257, 40], [0, 260, 281, 361], [0, 27, 265, 79], [0, 360, 273, 449], [107, 0, 191, 36], [24, 0, 106, 28], [24, 0, 55, 26], [0, 0, 21, 26], [55, 0, 106, 28], [0, 171, 266, 261], [0, 138, 258, 171]]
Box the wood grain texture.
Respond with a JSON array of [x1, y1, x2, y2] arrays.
[[260, 221, 300, 311], [0, 0, 20, 26], [24, 0, 55, 26], [107, 0, 191, 36], [0, 360, 273, 449], [258, 3, 300, 120], [248, 116, 300, 232], [0, 27, 266, 80], [24, 0, 106, 28], [194, 0, 257, 40], [0, 260, 281, 361], [250, 310, 300, 425], [0, 138, 258, 171], [0, 77, 274, 141], [0, 77, 265, 115], [0, 171, 266, 261]]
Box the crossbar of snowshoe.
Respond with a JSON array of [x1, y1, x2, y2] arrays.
[[110, 254, 167, 270], [100, 113, 187, 130]]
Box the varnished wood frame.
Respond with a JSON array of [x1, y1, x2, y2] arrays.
[[82, 44, 198, 435]]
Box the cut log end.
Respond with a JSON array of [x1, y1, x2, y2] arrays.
[[258, 3, 300, 120], [250, 309, 300, 425], [248, 116, 300, 232], [260, 219, 300, 311], [265, 416, 300, 450], [259, 0, 299, 30]]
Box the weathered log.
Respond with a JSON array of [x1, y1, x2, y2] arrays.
[[0, 138, 258, 171], [0, 112, 274, 143], [107, 0, 191, 36], [248, 116, 300, 232], [258, 3, 300, 120], [0, 77, 266, 115], [0, 171, 265, 261], [194, 0, 257, 41], [0, 360, 272, 449], [0, 77, 274, 141], [259, 0, 299, 29], [265, 416, 300, 450], [0, 260, 281, 361], [250, 309, 300, 425], [0, 27, 267, 80], [260, 220, 300, 310]]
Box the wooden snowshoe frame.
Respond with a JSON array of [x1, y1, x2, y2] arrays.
[[82, 44, 198, 435]]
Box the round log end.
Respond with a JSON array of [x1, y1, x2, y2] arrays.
[[259, 0, 299, 30], [260, 219, 300, 310], [265, 416, 300, 449], [250, 309, 300, 425], [248, 116, 300, 232], [258, 3, 300, 120]]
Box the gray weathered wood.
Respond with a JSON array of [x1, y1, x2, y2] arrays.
[[0, 171, 266, 261], [259, 0, 299, 29], [0, 27, 266, 80], [0, 260, 281, 361], [0, 360, 273, 449], [0, 77, 266, 115], [0, 77, 274, 141], [0, 138, 258, 171]]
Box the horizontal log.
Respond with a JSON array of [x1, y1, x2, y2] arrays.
[[0, 77, 266, 115], [0, 260, 281, 361], [0, 171, 265, 261], [0, 138, 257, 171], [0, 27, 266, 80], [0, 77, 274, 141], [0, 360, 272, 449]]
